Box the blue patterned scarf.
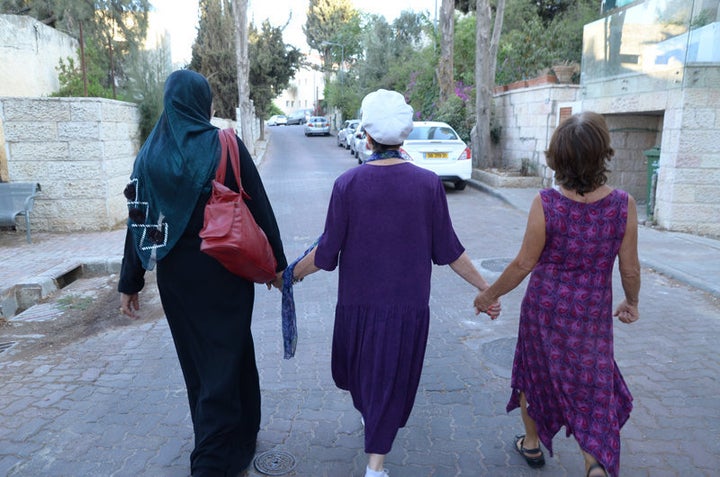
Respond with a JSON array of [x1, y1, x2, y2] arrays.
[[281, 239, 319, 359], [365, 149, 404, 162]]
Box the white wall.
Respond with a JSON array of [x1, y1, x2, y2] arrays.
[[0, 14, 78, 98], [492, 82, 580, 185]]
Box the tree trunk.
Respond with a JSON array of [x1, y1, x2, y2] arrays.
[[473, 0, 505, 170], [79, 22, 87, 97], [232, 0, 254, 152], [437, 0, 455, 105]]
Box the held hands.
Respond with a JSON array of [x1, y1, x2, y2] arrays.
[[474, 289, 501, 320], [614, 299, 639, 324], [267, 271, 285, 290]]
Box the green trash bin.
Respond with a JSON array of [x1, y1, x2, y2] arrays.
[[643, 147, 660, 218]]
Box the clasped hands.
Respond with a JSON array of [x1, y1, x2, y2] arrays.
[[266, 271, 285, 290], [474, 289, 502, 320]]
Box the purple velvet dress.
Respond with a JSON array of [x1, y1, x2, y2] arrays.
[[507, 188, 633, 477], [314, 162, 464, 454]]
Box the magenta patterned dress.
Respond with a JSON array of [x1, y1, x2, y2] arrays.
[[506, 188, 633, 477]]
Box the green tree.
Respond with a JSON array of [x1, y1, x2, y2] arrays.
[[454, 13, 477, 86], [191, 0, 305, 140], [303, 0, 358, 72], [355, 14, 393, 89], [496, 0, 600, 84], [126, 35, 172, 141], [53, 43, 116, 98], [190, 0, 237, 119], [248, 20, 303, 134], [321, 10, 432, 121]]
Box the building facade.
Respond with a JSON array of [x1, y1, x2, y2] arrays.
[[273, 51, 325, 116], [492, 0, 719, 237]]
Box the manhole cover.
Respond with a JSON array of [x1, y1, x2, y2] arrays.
[[254, 450, 297, 475], [481, 258, 512, 272], [480, 337, 517, 379], [0, 341, 17, 354]]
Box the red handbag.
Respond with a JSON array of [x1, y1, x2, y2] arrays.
[[199, 128, 277, 282]]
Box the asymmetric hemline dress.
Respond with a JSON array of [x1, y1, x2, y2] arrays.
[[313, 162, 464, 455], [506, 188, 633, 477]]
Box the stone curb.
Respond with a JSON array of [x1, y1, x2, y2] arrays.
[[0, 258, 122, 319]]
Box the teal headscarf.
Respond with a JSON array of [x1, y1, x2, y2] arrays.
[[125, 70, 221, 270]]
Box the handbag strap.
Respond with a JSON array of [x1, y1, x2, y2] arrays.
[[217, 128, 250, 199]]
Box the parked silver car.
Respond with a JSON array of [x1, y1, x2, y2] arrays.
[[337, 119, 360, 149], [287, 108, 312, 125], [304, 116, 331, 136]]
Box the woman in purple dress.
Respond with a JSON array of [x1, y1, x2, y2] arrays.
[[474, 112, 641, 477], [291, 89, 500, 477]]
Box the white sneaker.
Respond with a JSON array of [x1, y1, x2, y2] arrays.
[[364, 466, 389, 477]]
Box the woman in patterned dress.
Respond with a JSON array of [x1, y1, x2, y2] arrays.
[[474, 112, 641, 477], [291, 89, 500, 477]]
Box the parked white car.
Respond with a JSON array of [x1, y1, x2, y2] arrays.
[[266, 114, 287, 126], [349, 125, 364, 157], [337, 119, 360, 149], [400, 121, 472, 190], [352, 128, 373, 164]]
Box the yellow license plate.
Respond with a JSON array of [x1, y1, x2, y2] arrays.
[[425, 152, 448, 159]]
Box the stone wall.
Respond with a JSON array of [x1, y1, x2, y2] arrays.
[[0, 97, 140, 232], [654, 71, 720, 237], [492, 83, 581, 186], [581, 65, 720, 236], [604, 114, 662, 207], [0, 14, 78, 97]]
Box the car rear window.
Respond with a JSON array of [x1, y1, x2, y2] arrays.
[[407, 126, 458, 140]]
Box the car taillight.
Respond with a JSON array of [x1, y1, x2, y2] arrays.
[[399, 148, 412, 161], [457, 147, 471, 160]]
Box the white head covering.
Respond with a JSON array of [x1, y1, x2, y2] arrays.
[[360, 89, 414, 146]]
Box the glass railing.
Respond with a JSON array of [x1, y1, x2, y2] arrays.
[[581, 0, 719, 96]]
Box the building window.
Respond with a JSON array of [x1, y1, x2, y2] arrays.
[[559, 107, 573, 125]]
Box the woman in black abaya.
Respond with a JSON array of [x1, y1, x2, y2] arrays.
[[118, 70, 287, 477]]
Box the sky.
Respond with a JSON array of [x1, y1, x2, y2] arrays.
[[151, 0, 439, 65]]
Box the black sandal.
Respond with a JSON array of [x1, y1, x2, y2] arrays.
[[586, 463, 608, 477], [514, 434, 545, 468]]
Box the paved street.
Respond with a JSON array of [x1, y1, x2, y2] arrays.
[[1, 125, 719, 476]]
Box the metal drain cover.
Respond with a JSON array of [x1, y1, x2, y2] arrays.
[[253, 450, 297, 475], [0, 341, 17, 354], [480, 258, 512, 272], [480, 337, 517, 379]]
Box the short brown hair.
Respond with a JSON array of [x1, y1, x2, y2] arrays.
[[545, 111, 614, 195]]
